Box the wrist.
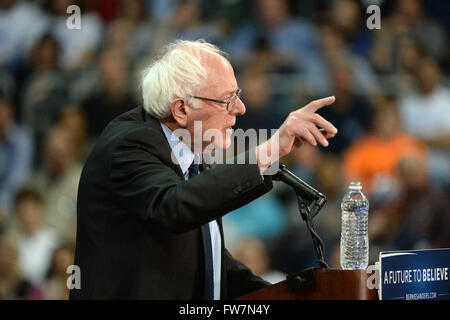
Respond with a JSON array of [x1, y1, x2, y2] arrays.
[[256, 139, 279, 175]]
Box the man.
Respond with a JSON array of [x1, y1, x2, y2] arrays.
[[70, 40, 337, 300], [0, 94, 33, 220]]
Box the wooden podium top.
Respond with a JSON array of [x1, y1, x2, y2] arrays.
[[237, 269, 378, 300]]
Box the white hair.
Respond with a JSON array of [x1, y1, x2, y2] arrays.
[[141, 39, 227, 119]]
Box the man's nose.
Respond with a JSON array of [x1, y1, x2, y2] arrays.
[[231, 97, 246, 116]]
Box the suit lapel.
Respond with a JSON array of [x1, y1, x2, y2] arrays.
[[142, 109, 228, 299], [142, 109, 185, 179]]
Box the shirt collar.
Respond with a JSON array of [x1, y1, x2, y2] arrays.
[[160, 121, 198, 176]]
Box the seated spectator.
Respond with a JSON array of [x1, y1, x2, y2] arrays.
[[235, 66, 284, 132], [32, 126, 82, 243], [399, 57, 450, 142], [0, 0, 49, 72], [44, 243, 75, 300], [329, 0, 373, 58], [102, 0, 155, 62], [0, 234, 42, 300], [317, 58, 374, 155], [5, 187, 60, 287], [369, 157, 450, 253], [398, 56, 450, 187], [47, 0, 103, 71], [21, 33, 67, 155], [393, 0, 446, 61], [343, 98, 428, 196], [318, 24, 376, 96], [313, 155, 343, 248], [153, 0, 224, 50], [227, 0, 326, 92], [232, 237, 285, 284], [393, 157, 450, 249], [370, 0, 446, 74], [58, 106, 88, 161], [81, 49, 136, 141], [0, 94, 33, 219]]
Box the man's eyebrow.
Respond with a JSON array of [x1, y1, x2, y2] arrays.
[[222, 88, 238, 98]]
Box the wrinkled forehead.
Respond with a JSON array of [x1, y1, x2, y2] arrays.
[[200, 52, 237, 96]]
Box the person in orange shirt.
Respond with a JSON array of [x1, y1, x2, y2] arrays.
[[342, 97, 428, 195]]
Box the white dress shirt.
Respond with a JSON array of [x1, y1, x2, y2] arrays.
[[160, 122, 222, 300]]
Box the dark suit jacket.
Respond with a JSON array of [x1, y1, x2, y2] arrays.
[[69, 106, 273, 299]]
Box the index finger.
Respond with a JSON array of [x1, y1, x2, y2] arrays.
[[303, 96, 335, 113]]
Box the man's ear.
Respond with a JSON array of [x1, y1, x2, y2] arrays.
[[169, 98, 188, 128]]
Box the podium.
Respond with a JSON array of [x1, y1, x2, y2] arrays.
[[237, 269, 378, 300]]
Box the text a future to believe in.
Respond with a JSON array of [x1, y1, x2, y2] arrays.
[[384, 267, 449, 285]]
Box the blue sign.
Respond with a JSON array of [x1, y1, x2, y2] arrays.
[[380, 248, 450, 300]]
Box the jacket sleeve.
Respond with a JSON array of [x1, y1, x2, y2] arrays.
[[223, 248, 271, 299], [109, 128, 273, 234]]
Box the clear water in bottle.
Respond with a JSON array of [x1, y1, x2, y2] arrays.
[[340, 182, 369, 270]]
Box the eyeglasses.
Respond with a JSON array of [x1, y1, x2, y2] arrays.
[[190, 88, 242, 112]]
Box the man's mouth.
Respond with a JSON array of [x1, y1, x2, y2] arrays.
[[226, 122, 235, 130]]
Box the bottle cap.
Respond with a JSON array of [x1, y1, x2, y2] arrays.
[[349, 181, 362, 190]]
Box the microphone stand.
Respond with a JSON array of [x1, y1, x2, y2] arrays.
[[295, 194, 328, 269], [274, 163, 329, 292]]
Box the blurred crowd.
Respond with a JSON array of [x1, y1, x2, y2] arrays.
[[0, 0, 449, 299]]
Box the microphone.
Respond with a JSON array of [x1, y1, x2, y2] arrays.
[[273, 162, 326, 205], [273, 162, 329, 268]]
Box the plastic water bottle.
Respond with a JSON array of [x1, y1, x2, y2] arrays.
[[340, 182, 369, 270]]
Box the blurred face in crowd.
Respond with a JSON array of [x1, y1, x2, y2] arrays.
[[174, 52, 245, 151], [175, 0, 200, 28], [99, 50, 127, 95], [43, 127, 76, 177], [31, 35, 59, 71], [106, 20, 132, 51], [257, 0, 288, 27], [16, 198, 43, 237], [240, 69, 270, 110], [399, 157, 428, 193], [233, 239, 269, 276], [416, 58, 440, 95], [332, 0, 361, 34], [331, 62, 353, 97], [320, 25, 345, 55], [59, 107, 86, 155], [398, 39, 422, 74], [292, 144, 320, 172], [52, 247, 74, 277], [317, 156, 341, 197], [373, 104, 400, 140], [122, 0, 146, 22], [395, 0, 422, 24]]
